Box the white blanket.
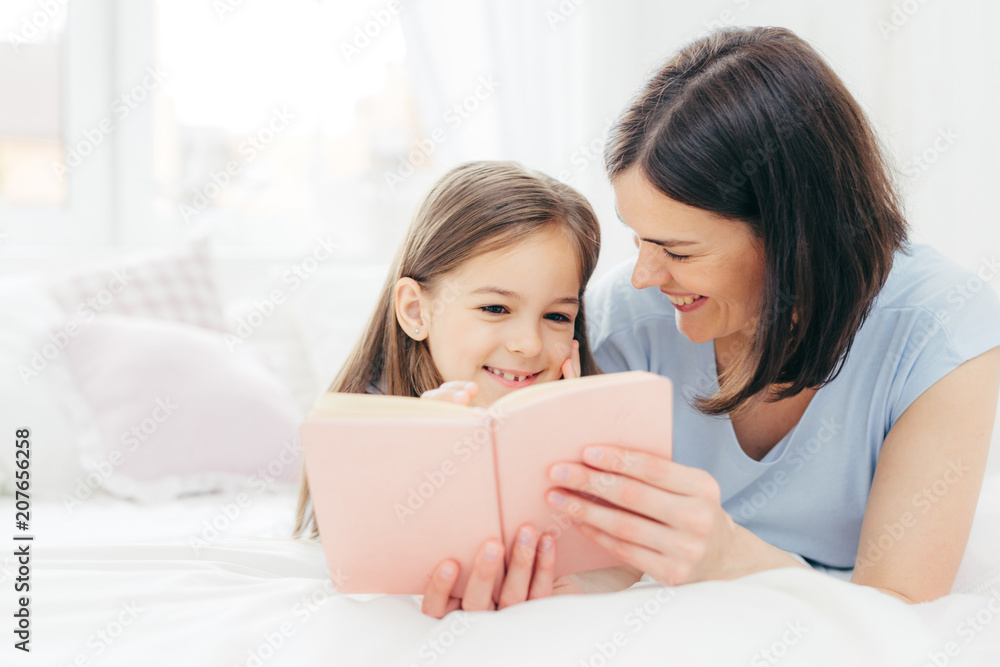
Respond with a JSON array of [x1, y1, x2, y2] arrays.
[[4, 482, 1000, 667]]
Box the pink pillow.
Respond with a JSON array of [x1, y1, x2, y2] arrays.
[[61, 314, 304, 501]]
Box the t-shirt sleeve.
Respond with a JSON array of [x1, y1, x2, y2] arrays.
[[888, 283, 1000, 428]]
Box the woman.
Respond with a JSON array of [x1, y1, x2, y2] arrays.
[[422, 26, 1000, 615]]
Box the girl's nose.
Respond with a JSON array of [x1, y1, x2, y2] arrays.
[[506, 321, 543, 358]]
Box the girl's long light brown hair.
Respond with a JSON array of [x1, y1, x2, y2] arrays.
[[292, 161, 602, 539]]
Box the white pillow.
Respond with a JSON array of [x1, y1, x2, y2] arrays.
[[60, 314, 305, 503], [47, 235, 227, 331]]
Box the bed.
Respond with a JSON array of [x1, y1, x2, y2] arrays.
[[2, 240, 999, 666]]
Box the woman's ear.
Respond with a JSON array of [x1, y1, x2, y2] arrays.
[[394, 277, 428, 341]]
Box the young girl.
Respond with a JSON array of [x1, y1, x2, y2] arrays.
[[292, 161, 638, 616]]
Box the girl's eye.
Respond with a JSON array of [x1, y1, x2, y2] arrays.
[[545, 313, 572, 323], [479, 305, 508, 315]]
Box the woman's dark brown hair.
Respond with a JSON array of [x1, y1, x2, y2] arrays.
[[292, 160, 602, 539], [605, 26, 909, 420]]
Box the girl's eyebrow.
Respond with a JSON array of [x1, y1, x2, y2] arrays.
[[472, 286, 579, 306], [614, 206, 700, 248]]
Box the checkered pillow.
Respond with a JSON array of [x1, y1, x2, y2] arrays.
[[48, 237, 226, 331]]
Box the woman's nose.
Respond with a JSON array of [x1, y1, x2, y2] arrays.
[[631, 242, 670, 290]]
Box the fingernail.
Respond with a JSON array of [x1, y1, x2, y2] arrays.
[[540, 535, 553, 552], [439, 563, 455, 578], [550, 464, 570, 481], [484, 542, 501, 562], [548, 490, 566, 506], [584, 447, 602, 462], [518, 527, 532, 545]]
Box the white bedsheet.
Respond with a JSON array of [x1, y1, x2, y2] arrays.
[[3, 481, 999, 667]]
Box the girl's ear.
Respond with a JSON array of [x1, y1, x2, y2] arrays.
[[394, 277, 428, 341]]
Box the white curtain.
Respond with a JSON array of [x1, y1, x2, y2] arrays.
[[398, 0, 999, 278]]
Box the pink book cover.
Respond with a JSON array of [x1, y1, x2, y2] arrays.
[[300, 370, 672, 597]]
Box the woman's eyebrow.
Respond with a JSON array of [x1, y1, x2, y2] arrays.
[[614, 206, 700, 247], [472, 287, 578, 306]]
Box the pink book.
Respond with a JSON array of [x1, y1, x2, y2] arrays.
[[300, 370, 673, 597]]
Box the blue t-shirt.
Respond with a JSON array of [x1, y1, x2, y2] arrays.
[[585, 240, 1000, 569]]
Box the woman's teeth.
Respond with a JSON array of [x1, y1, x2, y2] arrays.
[[666, 294, 704, 306], [485, 367, 532, 382]]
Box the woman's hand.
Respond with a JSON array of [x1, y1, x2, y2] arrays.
[[421, 525, 584, 618], [420, 380, 478, 405], [546, 445, 738, 586], [561, 339, 581, 380]]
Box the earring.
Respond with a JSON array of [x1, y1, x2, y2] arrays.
[[415, 328, 420, 334]]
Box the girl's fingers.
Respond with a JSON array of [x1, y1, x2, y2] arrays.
[[460, 540, 503, 611], [421, 559, 460, 618], [497, 526, 538, 609], [421, 381, 478, 404], [526, 533, 557, 600], [561, 340, 581, 380]]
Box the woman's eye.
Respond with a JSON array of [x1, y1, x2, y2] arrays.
[[545, 313, 572, 323], [479, 305, 508, 315], [661, 248, 690, 261]]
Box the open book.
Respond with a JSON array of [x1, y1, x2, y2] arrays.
[[300, 370, 673, 596]]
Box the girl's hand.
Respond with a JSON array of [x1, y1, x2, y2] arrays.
[[420, 525, 583, 618], [546, 445, 736, 586], [420, 380, 478, 405], [560, 339, 581, 380]]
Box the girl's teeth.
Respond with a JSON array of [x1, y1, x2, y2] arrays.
[[668, 295, 704, 306], [487, 367, 528, 382]]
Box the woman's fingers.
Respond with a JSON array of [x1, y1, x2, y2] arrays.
[[460, 540, 504, 611], [421, 560, 461, 618], [582, 446, 720, 500]]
